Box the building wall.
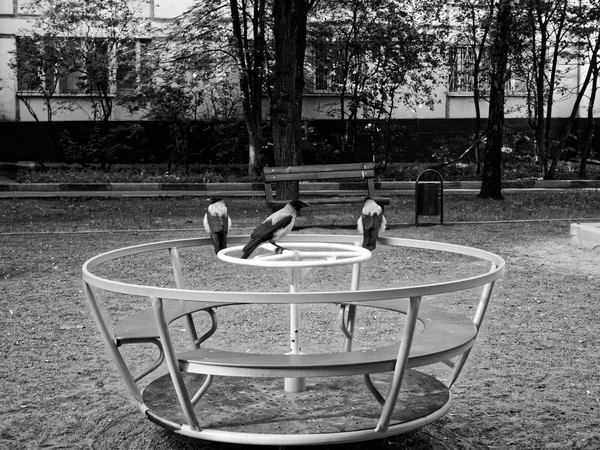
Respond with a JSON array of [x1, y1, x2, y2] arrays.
[[0, 0, 596, 162]]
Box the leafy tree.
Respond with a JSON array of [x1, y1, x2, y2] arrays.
[[512, 0, 578, 179], [123, 0, 267, 175], [448, 0, 497, 174], [479, 0, 513, 200], [10, 35, 67, 159], [308, 0, 445, 163], [120, 34, 243, 171], [554, 0, 600, 178], [10, 0, 150, 164]]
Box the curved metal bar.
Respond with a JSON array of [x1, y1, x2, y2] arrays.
[[343, 305, 357, 352], [218, 242, 371, 267], [151, 296, 199, 431], [83, 282, 143, 403], [363, 374, 386, 406], [191, 375, 214, 406], [447, 266, 498, 387], [376, 296, 422, 433], [132, 340, 164, 382], [169, 247, 199, 347], [338, 305, 352, 340], [82, 235, 505, 304], [194, 308, 218, 347]]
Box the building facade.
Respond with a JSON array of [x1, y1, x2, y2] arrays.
[[0, 0, 595, 163]]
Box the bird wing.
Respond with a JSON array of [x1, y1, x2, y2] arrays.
[[242, 214, 294, 258], [204, 207, 230, 253], [203, 213, 210, 234], [250, 214, 293, 242], [361, 214, 375, 229], [206, 211, 225, 233]]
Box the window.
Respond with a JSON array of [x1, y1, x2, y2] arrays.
[[15, 36, 150, 95], [306, 41, 342, 93], [116, 39, 150, 92], [448, 46, 477, 93], [448, 45, 525, 95], [15, 36, 57, 93]]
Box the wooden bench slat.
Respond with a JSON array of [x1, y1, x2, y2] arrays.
[[265, 170, 375, 182], [267, 196, 390, 207], [264, 163, 374, 175]]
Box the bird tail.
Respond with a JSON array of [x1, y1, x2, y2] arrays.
[[360, 215, 379, 250], [241, 241, 258, 259], [362, 232, 377, 251], [210, 232, 227, 254]]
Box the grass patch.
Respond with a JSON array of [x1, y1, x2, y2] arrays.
[[10, 160, 600, 184]]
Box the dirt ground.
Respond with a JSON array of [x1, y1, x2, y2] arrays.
[[1, 201, 599, 449]]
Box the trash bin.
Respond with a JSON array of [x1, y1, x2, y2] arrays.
[[415, 169, 443, 226]]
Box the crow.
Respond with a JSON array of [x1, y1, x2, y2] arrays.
[[357, 197, 386, 251], [241, 200, 310, 259], [203, 198, 232, 254]]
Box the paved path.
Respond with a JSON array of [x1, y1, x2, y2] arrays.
[[1, 175, 599, 198]]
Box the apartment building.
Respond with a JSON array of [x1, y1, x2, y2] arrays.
[[0, 0, 592, 162]]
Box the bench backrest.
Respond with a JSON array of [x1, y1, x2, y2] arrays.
[[264, 162, 376, 182], [263, 163, 377, 204]]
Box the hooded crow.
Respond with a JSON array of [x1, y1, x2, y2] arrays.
[[357, 197, 386, 251], [241, 200, 310, 259], [203, 198, 232, 254]]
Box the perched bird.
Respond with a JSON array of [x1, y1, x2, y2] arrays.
[[203, 198, 232, 254], [241, 200, 310, 259], [357, 197, 386, 251]]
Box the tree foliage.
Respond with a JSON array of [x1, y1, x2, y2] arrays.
[[510, 0, 579, 179], [308, 0, 446, 163], [10, 0, 150, 164], [447, 0, 497, 173]]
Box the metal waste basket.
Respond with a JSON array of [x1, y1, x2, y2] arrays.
[[415, 169, 443, 226]]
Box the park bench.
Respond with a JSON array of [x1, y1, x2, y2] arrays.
[[263, 162, 390, 210]]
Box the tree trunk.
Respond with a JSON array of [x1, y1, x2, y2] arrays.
[[479, 0, 512, 200], [579, 66, 598, 178], [270, 0, 311, 200], [529, 5, 549, 177], [230, 0, 265, 176], [552, 37, 599, 179]]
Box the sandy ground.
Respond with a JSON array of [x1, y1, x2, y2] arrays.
[[1, 216, 599, 449]]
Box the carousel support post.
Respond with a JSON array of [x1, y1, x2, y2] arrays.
[[285, 251, 306, 392]]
